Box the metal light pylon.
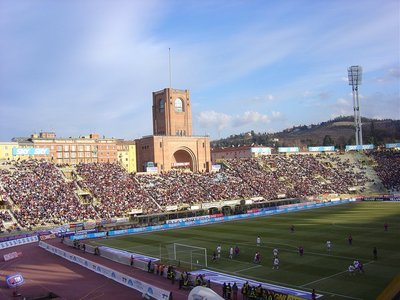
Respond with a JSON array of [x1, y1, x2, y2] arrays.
[[348, 66, 363, 146]]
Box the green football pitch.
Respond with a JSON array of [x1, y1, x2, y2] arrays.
[[89, 202, 400, 300]]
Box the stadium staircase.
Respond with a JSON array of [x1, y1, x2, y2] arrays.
[[340, 152, 386, 194], [131, 175, 164, 211], [56, 165, 102, 219]]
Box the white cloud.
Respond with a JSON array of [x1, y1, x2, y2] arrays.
[[271, 111, 282, 119], [197, 110, 281, 132], [375, 66, 400, 83], [337, 98, 350, 106], [0, 0, 398, 141], [340, 76, 348, 82], [233, 111, 270, 127], [196, 111, 232, 131], [329, 97, 354, 120]]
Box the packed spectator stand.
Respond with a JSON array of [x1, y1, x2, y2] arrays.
[[368, 150, 400, 192], [76, 162, 160, 218], [0, 150, 397, 231], [0, 160, 98, 229]]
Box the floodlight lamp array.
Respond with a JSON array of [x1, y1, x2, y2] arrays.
[[348, 66, 362, 86]]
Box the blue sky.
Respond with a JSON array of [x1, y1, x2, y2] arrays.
[[0, 0, 399, 141]]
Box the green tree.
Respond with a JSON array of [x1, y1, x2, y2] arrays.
[[323, 135, 334, 146], [336, 136, 347, 150]]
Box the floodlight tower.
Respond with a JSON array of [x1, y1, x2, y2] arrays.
[[348, 65, 363, 146]]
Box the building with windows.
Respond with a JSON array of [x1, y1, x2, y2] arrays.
[[152, 88, 192, 136], [0, 142, 18, 160], [10, 132, 117, 164], [136, 88, 211, 172], [116, 140, 137, 173]]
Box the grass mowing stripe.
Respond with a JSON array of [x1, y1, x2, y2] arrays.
[[234, 241, 372, 261], [86, 202, 399, 300], [300, 261, 375, 287], [233, 264, 263, 273]]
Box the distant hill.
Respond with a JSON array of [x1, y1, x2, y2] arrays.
[[211, 116, 400, 150]]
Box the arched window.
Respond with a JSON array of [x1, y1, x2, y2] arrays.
[[159, 99, 165, 113], [174, 98, 183, 112]]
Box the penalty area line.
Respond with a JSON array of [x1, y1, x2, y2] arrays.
[[234, 264, 262, 273], [300, 261, 375, 288]]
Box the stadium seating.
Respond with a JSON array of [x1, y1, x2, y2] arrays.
[[367, 150, 400, 192], [0, 150, 397, 230]]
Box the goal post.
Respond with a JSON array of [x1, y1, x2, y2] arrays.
[[170, 243, 208, 269]]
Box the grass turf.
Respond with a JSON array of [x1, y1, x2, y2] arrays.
[[88, 201, 400, 299]]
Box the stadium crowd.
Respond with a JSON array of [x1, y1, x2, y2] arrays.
[[0, 211, 13, 232], [0, 150, 395, 229], [76, 163, 160, 218], [262, 154, 370, 196], [368, 150, 400, 192], [0, 160, 98, 228], [134, 170, 259, 207], [226, 158, 286, 200], [134, 171, 213, 207], [0, 211, 12, 223], [226, 154, 370, 199]]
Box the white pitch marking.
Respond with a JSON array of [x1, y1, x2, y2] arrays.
[[300, 261, 374, 287], [234, 264, 262, 273]]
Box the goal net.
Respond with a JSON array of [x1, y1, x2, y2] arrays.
[[167, 243, 208, 270]]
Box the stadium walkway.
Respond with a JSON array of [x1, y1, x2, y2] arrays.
[[47, 238, 201, 300], [1, 238, 222, 300]]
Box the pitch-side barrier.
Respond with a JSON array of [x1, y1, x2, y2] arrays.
[[39, 241, 171, 300]]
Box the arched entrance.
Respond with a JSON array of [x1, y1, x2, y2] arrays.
[[171, 147, 197, 172]]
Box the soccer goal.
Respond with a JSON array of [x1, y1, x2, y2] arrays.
[[169, 243, 208, 269]]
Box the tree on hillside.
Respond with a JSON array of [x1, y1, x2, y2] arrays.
[[323, 135, 335, 146], [347, 136, 355, 145], [336, 136, 347, 150]]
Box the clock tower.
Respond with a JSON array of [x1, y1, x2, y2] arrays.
[[136, 87, 210, 172], [152, 88, 192, 136]]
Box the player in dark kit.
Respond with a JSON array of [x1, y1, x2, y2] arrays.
[[212, 251, 217, 262], [234, 245, 240, 256], [348, 234, 353, 245]]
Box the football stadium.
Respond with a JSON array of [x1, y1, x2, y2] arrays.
[[0, 84, 399, 300]]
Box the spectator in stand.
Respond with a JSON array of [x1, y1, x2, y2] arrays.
[[77, 162, 159, 218], [0, 160, 97, 228], [367, 150, 400, 192], [0, 151, 378, 229]]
